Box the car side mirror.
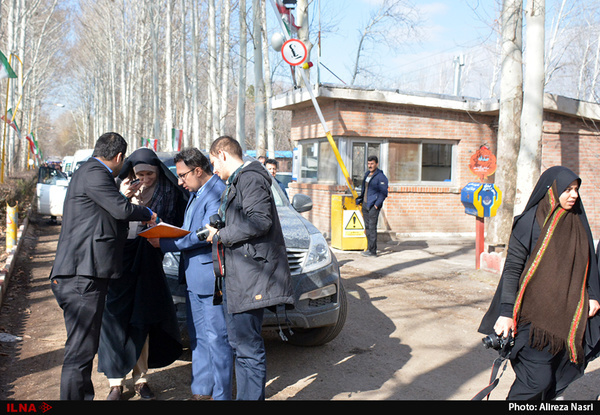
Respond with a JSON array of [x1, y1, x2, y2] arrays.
[[291, 193, 312, 213]]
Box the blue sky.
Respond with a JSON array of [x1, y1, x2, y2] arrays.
[[313, 1, 496, 84], [270, 0, 501, 96]]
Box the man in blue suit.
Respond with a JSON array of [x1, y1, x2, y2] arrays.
[[153, 148, 233, 400]]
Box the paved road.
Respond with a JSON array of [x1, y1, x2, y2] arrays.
[[1, 213, 599, 401]]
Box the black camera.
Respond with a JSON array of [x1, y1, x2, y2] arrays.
[[196, 214, 225, 241], [482, 332, 514, 351]]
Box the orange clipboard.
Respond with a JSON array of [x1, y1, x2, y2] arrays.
[[137, 222, 191, 239]]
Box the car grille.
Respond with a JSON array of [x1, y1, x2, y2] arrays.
[[286, 248, 307, 275]]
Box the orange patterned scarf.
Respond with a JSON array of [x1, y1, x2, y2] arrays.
[[513, 182, 590, 364]]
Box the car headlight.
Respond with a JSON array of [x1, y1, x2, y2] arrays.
[[302, 232, 332, 273]]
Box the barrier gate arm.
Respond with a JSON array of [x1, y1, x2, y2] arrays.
[[268, 0, 358, 200]]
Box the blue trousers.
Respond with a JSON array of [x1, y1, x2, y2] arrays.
[[223, 286, 266, 400], [186, 291, 233, 400]]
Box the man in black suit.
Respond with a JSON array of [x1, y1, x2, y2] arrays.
[[50, 132, 157, 400]]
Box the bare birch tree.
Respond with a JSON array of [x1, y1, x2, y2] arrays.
[[236, 0, 248, 151], [514, 0, 545, 216], [253, 0, 266, 157], [349, 0, 420, 86], [488, 0, 523, 246]]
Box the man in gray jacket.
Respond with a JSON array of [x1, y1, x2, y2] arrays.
[[206, 135, 294, 400]]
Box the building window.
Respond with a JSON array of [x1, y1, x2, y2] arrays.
[[351, 142, 380, 191], [389, 141, 454, 183], [300, 139, 339, 183]]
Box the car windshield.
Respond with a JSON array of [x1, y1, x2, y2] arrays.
[[271, 181, 287, 207], [38, 166, 68, 185]]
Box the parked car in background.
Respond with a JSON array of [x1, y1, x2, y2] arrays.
[[158, 152, 347, 347], [65, 148, 93, 176], [61, 156, 74, 175], [36, 165, 69, 218]]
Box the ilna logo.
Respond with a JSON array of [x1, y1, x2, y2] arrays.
[[6, 402, 52, 413]]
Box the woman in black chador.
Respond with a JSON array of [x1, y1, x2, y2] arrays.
[[98, 148, 187, 400], [479, 166, 600, 400]]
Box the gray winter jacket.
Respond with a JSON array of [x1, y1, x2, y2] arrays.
[[216, 160, 295, 314]]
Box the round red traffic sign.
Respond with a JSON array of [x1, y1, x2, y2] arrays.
[[281, 39, 307, 66]]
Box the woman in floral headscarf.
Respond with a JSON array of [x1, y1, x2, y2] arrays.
[[479, 166, 600, 400]]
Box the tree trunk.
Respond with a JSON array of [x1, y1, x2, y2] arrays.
[[236, 0, 248, 152], [253, 0, 266, 157], [165, 0, 174, 149], [488, 0, 523, 246], [514, 0, 545, 216]]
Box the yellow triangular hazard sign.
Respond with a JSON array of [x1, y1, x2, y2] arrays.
[[345, 212, 364, 230]]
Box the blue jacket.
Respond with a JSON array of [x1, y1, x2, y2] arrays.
[[358, 168, 389, 209], [160, 174, 225, 295]]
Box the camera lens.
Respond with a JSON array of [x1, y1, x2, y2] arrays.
[[482, 333, 500, 349]]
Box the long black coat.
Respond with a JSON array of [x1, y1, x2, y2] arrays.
[[217, 161, 294, 314]]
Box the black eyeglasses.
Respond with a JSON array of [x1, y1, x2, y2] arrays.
[[177, 168, 196, 181]]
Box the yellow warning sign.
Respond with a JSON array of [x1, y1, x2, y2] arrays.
[[345, 212, 363, 229], [343, 210, 365, 237]]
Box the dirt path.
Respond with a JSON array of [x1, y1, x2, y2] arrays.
[[1, 214, 599, 401]]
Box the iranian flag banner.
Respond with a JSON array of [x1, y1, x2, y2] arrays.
[[0, 51, 16, 79], [142, 137, 158, 151], [25, 133, 39, 156], [275, 0, 300, 34], [1, 108, 21, 137], [32, 133, 43, 160], [172, 128, 182, 151]]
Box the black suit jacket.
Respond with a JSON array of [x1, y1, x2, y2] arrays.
[[50, 157, 152, 280]]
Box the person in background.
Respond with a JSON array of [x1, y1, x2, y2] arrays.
[[154, 148, 233, 400], [265, 158, 288, 200], [50, 132, 156, 400], [355, 155, 388, 256], [478, 166, 600, 400], [98, 147, 187, 400]]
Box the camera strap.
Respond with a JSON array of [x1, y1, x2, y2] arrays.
[[471, 354, 510, 400]]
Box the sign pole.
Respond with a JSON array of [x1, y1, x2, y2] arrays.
[[268, 0, 357, 199], [476, 216, 485, 269]]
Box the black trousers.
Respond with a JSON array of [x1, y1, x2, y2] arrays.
[[362, 205, 380, 254], [507, 325, 583, 400], [51, 275, 109, 400]]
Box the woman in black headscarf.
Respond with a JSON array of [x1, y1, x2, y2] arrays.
[[479, 166, 600, 400], [98, 148, 188, 400]]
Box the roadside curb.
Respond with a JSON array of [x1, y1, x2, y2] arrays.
[[0, 211, 30, 309]]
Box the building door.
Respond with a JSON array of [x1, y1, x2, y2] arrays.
[[351, 142, 380, 192]]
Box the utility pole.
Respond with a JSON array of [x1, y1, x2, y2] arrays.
[[453, 54, 464, 96]]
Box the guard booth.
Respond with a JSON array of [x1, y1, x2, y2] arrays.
[[331, 194, 367, 251]]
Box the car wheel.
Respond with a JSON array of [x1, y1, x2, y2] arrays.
[[287, 280, 347, 347]]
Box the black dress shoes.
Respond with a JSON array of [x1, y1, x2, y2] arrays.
[[134, 382, 155, 400], [107, 386, 123, 400]]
